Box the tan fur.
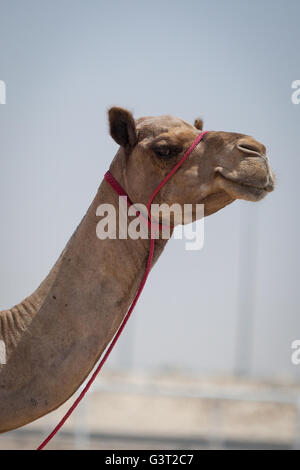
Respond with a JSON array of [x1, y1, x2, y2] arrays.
[[0, 108, 274, 432]]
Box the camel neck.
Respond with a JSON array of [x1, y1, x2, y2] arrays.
[[0, 171, 169, 432]]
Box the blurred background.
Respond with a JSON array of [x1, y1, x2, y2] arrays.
[[0, 0, 299, 450]]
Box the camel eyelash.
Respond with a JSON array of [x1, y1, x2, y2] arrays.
[[151, 142, 183, 159]]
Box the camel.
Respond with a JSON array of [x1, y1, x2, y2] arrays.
[[0, 107, 275, 433]]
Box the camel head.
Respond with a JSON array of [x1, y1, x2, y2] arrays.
[[108, 107, 275, 220]]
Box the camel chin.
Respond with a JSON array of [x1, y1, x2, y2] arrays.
[[215, 173, 271, 202]]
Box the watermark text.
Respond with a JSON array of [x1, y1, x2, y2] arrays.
[[96, 197, 205, 251], [291, 80, 300, 105], [0, 340, 6, 365], [291, 340, 300, 365], [0, 80, 6, 104]]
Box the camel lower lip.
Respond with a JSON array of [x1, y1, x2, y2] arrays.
[[217, 173, 267, 196]]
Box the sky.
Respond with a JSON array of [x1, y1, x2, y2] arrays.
[[0, 0, 299, 379]]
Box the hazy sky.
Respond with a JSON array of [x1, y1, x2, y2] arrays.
[[0, 0, 299, 379]]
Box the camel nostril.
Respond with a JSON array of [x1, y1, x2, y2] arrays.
[[237, 142, 264, 156]]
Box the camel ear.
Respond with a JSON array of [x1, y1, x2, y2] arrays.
[[108, 107, 137, 152], [194, 118, 203, 131]]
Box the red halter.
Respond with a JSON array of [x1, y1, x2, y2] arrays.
[[37, 130, 209, 450]]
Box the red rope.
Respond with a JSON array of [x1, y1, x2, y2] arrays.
[[37, 130, 209, 450]]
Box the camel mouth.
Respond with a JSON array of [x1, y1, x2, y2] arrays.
[[214, 170, 271, 201]]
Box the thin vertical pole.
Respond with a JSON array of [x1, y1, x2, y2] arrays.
[[235, 204, 259, 376]]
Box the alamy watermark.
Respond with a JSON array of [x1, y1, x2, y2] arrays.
[[0, 340, 6, 365], [291, 80, 300, 105], [291, 340, 300, 365], [96, 197, 205, 251], [0, 80, 6, 104]]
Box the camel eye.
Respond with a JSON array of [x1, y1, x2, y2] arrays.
[[152, 142, 182, 159], [155, 146, 171, 158]]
